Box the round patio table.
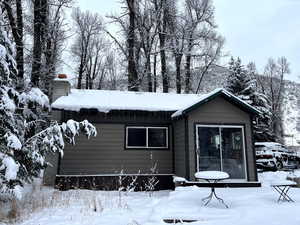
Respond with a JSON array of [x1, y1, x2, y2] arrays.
[[195, 171, 230, 208]]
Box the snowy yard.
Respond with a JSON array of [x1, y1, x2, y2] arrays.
[[3, 171, 300, 225]]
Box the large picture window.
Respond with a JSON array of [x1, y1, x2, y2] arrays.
[[126, 126, 168, 149], [196, 125, 247, 180]]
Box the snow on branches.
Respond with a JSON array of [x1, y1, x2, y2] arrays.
[[0, 118, 97, 196], [0, 8, 17, 86], [226, 57, 274, 141], [0, 14, 97, 197]]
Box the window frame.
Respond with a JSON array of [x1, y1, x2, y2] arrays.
[[125, 126, 169, 150], [195, 124, 248, 181]]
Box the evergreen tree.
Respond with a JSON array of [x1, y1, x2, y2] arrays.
[[247, 63, 274, 142], [226, 57, 254, 103], [226, 57, 274, 142], [0, 11, 97, 196]]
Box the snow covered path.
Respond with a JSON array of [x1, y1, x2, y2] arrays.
[[13, 172, 300, 225]]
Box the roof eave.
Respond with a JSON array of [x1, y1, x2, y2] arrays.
[[179, 89, 261, 117]]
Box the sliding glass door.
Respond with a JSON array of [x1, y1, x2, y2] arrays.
[[196, 125, 246, 180]]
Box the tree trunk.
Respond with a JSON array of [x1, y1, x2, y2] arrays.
[[146, 55, 152, 92], [153, 53, 157, 92], [85, 64, 91, 89], [127, 0, 139, 91], [184, 54, 191, 93], [160, 39, 168, 93], [31, 0, 48, 87], [158, 17, 168, 92], [184, 37, 193, 93], [44, 36, 53, 96], [15, 0, 24, 81], [175, 54, 182, 94], [98, 68, 105, 90], [77, 52, 85, 89], [156, 0, 168, 93], [89, 79, 93, 89], [3, 0, 24, 83]]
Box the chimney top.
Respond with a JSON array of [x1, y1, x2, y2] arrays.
[[52, 74, 71, 102], [54, 74, 71, 83], [58, 74, 68, 79]]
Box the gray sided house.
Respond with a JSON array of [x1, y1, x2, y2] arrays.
[[44, 78, 261, 190]]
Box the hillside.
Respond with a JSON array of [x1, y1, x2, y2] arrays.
[[283, 81, 300, 146]]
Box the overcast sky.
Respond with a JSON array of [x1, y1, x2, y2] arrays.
[[76, 0, 300, 82]]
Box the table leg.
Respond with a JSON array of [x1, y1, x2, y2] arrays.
[[280, 187, 294, 202], [212, 188, 229, 208], [202, 187, 214, 205], [202, 186, 228, 208], [273, 186, 294, 203]]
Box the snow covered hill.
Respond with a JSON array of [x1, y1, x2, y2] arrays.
[[282, 81, 300, 146]]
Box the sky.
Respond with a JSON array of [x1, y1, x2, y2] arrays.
[[75, 0, 300, 82]]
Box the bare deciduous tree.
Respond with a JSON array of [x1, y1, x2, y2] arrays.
[[3, 0, 24, 83], [257, 57, 290, 141], [44, 0, 73, 97], [31, 0, 48, 87], [154, 0, 173, 93], [194, 34, 224, 93], [136, 0, 159, 92], [183, 0, 216, 93], [126, 0, 139, 91], [86, 36, 108, 89], [71, 8, 103, 89], [103, 0, 223, 94], [168, 2, 185, 93]]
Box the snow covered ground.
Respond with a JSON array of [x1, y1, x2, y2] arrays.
[[4, 171, 300, 225]]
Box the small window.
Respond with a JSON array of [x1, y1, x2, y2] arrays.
[[127, 127, 147, 147], [126, 126, 168, 149], [148, 128, 167, 147]]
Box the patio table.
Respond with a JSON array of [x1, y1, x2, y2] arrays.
[[195, 171, 230, 208], [271, 180, 297, 203]]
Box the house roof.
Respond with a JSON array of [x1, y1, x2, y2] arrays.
[[51, 88, 261, 117], [171, 88, 261, 117]]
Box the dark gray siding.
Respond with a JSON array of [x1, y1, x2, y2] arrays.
[[43, 153, 59, 186], [186, 96, 257, 181], [59, 123, 173, 175], [173, 120, 186, 177], [63, 110, 173, 124]]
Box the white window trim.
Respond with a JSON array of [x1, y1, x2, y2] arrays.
[[126, 126, 169, 149], [195, 124, 248, 181]]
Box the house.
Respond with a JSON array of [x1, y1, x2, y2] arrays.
[[44, 77, 261, 190]]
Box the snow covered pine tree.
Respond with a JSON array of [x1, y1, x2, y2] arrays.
[[0, 10, 97, 197], [226, 57, 274, 142]]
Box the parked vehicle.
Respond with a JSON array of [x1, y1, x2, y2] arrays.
[[255, 142, 300, 171]]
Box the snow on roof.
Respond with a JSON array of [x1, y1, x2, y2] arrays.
[[255, 142, 283, 147], [52, 89, 203, 113], [51, 88, 260, 116], [171, 88, 261, 117], [171, 88, 222, 117], [53, 77, 72, 83]]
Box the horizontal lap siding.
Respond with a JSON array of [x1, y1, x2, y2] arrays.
[[187, 96, 256, 181], [59, 124, 173, 175], [173, 120, 186, 177]]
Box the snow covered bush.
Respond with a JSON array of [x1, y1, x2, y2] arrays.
[[0, 100, 97, 196], [0, 10, 97, 196]]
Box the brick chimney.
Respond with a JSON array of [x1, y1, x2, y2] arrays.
[[52, 74, 71, 102]]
